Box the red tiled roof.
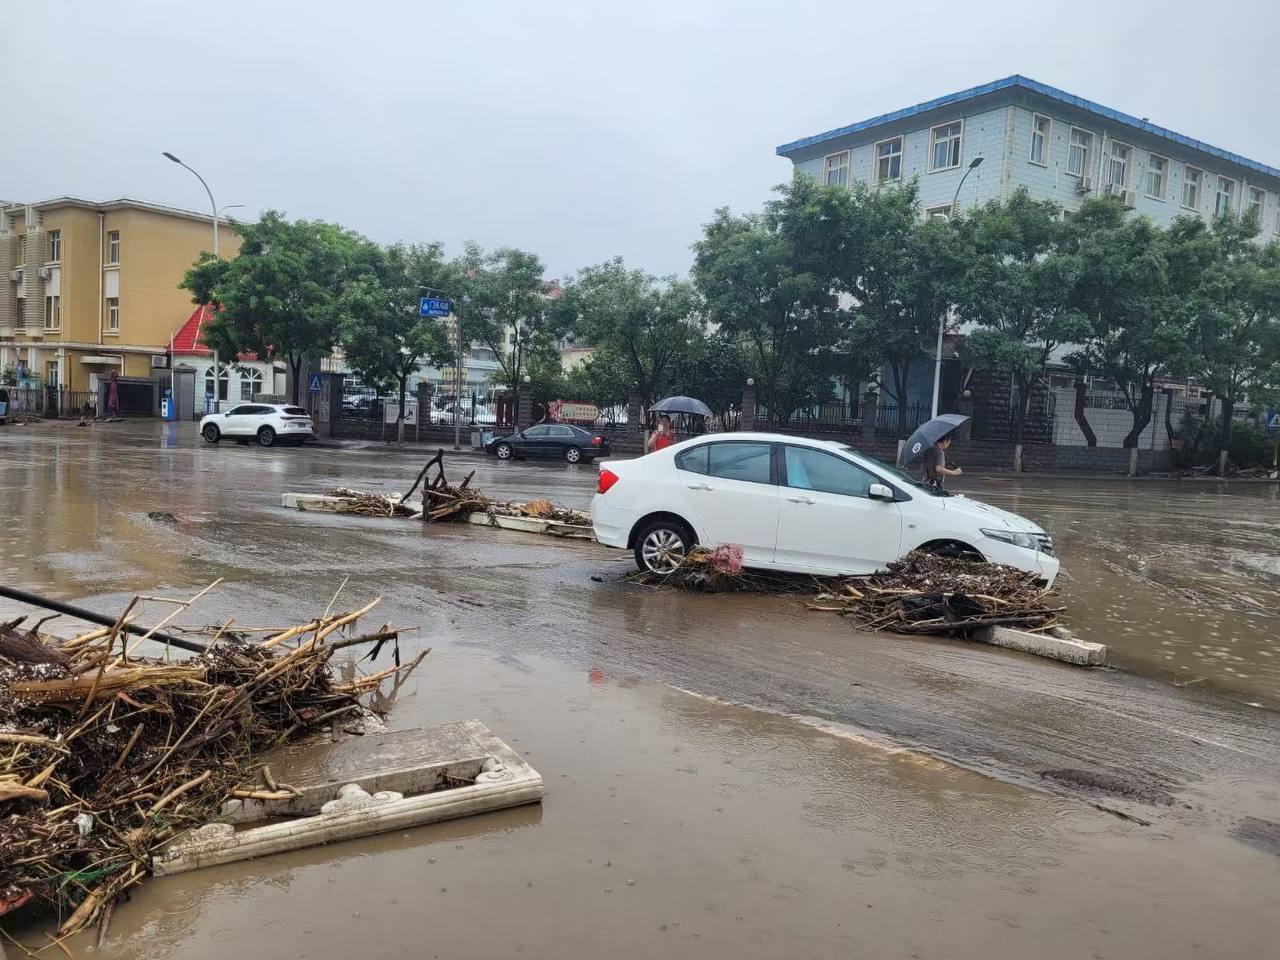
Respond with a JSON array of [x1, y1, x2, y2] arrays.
[[171, 305, 257, 361]]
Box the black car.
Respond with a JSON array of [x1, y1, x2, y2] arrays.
[[486, 423, 612, 463]]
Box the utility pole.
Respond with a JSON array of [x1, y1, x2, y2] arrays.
[[931, 156, 984, 418]]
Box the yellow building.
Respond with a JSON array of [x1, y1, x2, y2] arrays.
[[0, 197, 240, 397]]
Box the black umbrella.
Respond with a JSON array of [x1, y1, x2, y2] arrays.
[[648, 396, 712, 417], [901, 414, 970, 465]]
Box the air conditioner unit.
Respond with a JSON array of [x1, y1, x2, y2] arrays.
[[151, 354, 169, 369], [8, 268, 22, 282], [38, 266, 52, 281], [1121, 190, 1138, 209], [1105, 182, 1125, 199]]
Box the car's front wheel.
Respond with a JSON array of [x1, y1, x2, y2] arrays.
[[495, 442, 513, 460], [564, 445, 582, 464], [257, 426, 277, 447], [202, 424, 220, 443], [634, 519, 694, 575]]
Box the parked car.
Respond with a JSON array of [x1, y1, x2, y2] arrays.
[[200, 403, 315, 446], [486, 424, 612, 464], [591, 432, 1058, 583], [430, 403, 494, 426]]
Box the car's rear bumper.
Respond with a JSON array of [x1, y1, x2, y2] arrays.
[[590, 495, 631, 549]]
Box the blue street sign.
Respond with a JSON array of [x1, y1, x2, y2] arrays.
[[1267, 410, 1280, 431], [420, 296, 453, 318], [307, 373, 323, 394]]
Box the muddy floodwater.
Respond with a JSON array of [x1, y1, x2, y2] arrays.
[[1, 422, 1278, 959]]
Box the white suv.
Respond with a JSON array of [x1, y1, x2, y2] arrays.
[[200, 403, 315, 446], [591, 433, 1059, 583]]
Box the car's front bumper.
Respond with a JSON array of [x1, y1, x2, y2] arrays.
[[979, 538, 1060, 586], [590, 494, 631, 549]]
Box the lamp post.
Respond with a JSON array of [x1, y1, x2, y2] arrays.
[[162, 152, 219, 254], [930, 156, 984, 419]]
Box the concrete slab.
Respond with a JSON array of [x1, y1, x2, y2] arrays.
[[155, 720, 542, 876], [281, 492, 422, 519], [972, 625, 1107, 666], [466, 511, 594, 540]]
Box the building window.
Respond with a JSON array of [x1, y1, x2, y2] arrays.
[[823, 151, 850, 188], [15, 300, 24, 328], [44, 295, 60, 330], [1067, 128, 1092, 177], [47, 230, 61, 263], [929, 121, 962, 172], [1146, 154, 1168, 201], [1029, 114, 1051, 166], [107, 297, 120, 332], [924, 204, 952, 221], [205, 364, 230, 401], [1215, 177, 1235, 218], [1247, 186, 1265, 224], [106, 231, 120, 264], [1105, 141, 1131, 188], [1183, 166, 1202, 210], [874, 137, 902, 182], [46, 359, 60, 388], [240, 368, 264, 400]]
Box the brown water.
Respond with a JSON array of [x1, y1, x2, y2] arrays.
[[1, 422, 1278, 958]]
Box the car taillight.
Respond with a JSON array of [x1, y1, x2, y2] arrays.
[[597, 468, 619, 495], [591, 436, 603, 446]]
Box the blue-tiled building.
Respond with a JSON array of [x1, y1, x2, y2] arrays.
[[777, 75, 1280, 235]]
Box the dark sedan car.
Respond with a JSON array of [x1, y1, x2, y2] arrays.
[[486, 423, 612, 463]]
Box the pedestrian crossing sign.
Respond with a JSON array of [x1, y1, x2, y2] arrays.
[[1267, 410, 1280, 431], [308, 373, 323, 394]]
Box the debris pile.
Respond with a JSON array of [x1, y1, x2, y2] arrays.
[[326, 487, 418, 518], [639, 549, 1062, 635], [810, 552, 1061, 633], [0, 587, 422, 937]]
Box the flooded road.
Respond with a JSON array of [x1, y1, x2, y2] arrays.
[[1, 422, 1278, 958]]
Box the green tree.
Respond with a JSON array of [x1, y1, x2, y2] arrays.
[[180, 211, 368, 403], [844, 182, 966, 440], [692, 176, 850, 423], [337, 243, 455, 442], [561, 346, 632, 422], [955, 190, 1090, 469], [1063, 198, 1183, 454], [1187, 216, 1280, 473], [557, 258, 699, 411], [670, 330, 749, 430], [456, 245, 560, 411]]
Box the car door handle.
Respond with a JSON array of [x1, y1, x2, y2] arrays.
[[686, 483, 712, 491], [786, 496, 816, 504]]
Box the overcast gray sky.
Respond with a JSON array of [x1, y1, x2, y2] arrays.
[[6, 0, 1277, 279]]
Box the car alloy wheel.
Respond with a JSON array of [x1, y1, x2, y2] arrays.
[[257, 426, 276, 447], [639, 527, 688, 575], [202, 425, 220, 443], [564, 446, 582, 463], [495, 443, 513, 460]]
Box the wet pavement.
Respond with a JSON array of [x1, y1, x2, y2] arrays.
[[1, 421, 1278, 958]]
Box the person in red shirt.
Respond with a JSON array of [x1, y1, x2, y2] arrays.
[[647, 415, 674, 453]]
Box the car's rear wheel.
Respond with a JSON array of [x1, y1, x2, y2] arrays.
[[495, 442, 513, 460], [634, 519, 694, 575], [202, 424, 220, 443], [257, 426, 277, 447], [564, 445, 582, 464]]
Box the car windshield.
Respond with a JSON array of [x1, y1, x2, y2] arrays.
[[839, 447, 945, 497]]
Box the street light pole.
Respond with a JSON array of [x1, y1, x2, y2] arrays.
[[454, 296, 465, 451], [162, 152, 219, 254], [931, 156, 984, 418]]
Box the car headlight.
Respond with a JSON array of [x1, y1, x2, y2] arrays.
[[980, 528, 1040, 551]]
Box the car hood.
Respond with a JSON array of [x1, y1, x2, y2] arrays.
[[940, 495, 1044, 534]]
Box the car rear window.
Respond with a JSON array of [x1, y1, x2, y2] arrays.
[[283, 406, 309, 416], [675, 445, 708, 474], [707, 441, 772, 484]]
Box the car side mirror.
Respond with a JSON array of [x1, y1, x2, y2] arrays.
[[868, 483, 894, 501]]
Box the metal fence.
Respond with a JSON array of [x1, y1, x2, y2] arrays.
[[754, 400, 860, 434], [970, 394, 1057, 444], [58, 391, 98, 419], [873, 403, 930, 437], [4, 388, 50, 416]]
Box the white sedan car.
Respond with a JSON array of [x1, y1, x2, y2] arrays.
[[200, 403, 315, 446], [591, 433, 1059, 584]]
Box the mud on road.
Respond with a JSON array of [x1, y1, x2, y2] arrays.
[[1, 422, 1278, 958]]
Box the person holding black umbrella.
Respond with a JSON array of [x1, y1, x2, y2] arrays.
[[922, 435, 962, 489], [902, 413, 970, 490]]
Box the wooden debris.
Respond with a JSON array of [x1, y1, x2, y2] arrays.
[[0, 585, 423, 935]]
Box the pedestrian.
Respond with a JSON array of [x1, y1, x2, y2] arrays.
[[646, 414, 675, 453], [922, 435, 962, 489]]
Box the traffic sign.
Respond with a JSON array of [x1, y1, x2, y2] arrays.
[[307, 373, 323, 394], [1266, 410, 1280, 431], [420, 297, 453, 318]]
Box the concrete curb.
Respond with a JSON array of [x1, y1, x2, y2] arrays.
[[972, 625, 1106, 666]]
